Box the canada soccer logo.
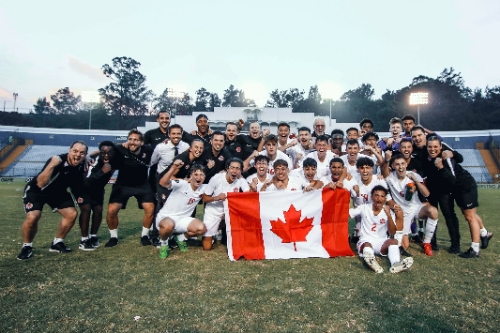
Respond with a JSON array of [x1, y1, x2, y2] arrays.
[[380, 218, 386, 224], [218, 155, 224, 161], [25, 202, 33, 210], [77, 197, 83, 204], [142, 153, 146, 158], [236, 147, 241, 152]]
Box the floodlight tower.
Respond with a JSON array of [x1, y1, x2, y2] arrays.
[[13, 92, 18, 112], [409, 92, 428, 125]]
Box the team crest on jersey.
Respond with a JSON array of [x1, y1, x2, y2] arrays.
[[233, 187, 239, 192], [236, 147, 241, 152], [142, 153, 146, 159], [291, 188, 297, 191], [77, 197, 83, 204], [25, 202, 33, 210], [380, 218, 386, 224], [185, 164, 190, 169], [399, 191, 405, 197], [161, 194, 166, 200], [218, 155, 224, 161]]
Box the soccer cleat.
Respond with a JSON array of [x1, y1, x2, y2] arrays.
[[174, 235, 188, 252], [168, 237, 179, 250], [411, 233, 423, 244], [79, 239, 95, 251], [480, 232, 493, 249], [17, 246, 33, 260], [422, 242, 433, 256], [390, 257, 414, 274], [363, 254, 384, 274], [90, 236, 100, 248], [351, 235, 359, 244], [49, 241, 72, 253], [448, 245, 461, 254], [399, 246, 412, 257], [431, 242, 439, 251], [159, 245, 169, 259], [186, 238, 202, 247], [458, 247, 480, 258], [105, 237, 118, 247], [151, 236, 161, 248], [140, 235, 152, 246]]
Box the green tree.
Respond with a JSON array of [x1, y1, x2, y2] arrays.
[[153, 88, 180, 114], [265, 88, 305, 108], [33, 97, 55, 115], [98, 56, 154, 117], [50, 87, 81, 114], [208, 92, 221, 111], [222, 85, 256, 107], [195, 87, 211, 111]]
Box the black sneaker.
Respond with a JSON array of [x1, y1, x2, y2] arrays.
[[458, 247, 480, 258], [79, 239, 95, 251], [17, 246, 33, 260], [49, 242, 71, 253], [350, 235, 359, 244], [186, 238, 202, 247], [399, 246, 413, 257], [431, 242, 439, 251], [411, 234, 423, 245], [151, 236, 161, 248], [168, 237, 179, 250], [480, 232, 493, 249], [90, 236, 100, 248], [105, 237, 118, 247], [448, 245, 461, 254], [140, 235, 152, 246]]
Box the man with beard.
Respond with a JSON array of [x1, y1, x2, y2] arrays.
[[79, 141, 117, 250], [302, 135, 337, 178], [17, 141, 88, 260], [288, 126, 315, 169], [201, 158, 250, 250], [105, 130, 155, 248], [349, 186, 413, 274], [246, 155, 272, 192], [384, 154, 439, 256], [312, 118, 330, 140], [201, 131, 232, 183], [260, 159, 318, 192], [156, 161, 208, 258]]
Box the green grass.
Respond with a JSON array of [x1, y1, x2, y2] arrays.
[[1, 179, 499, 332]]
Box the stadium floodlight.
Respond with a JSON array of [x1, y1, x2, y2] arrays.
[[409, 92, 428, 125], [82, 91, 101, 130]]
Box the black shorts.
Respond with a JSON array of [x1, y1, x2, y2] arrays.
[[109, 183, 155, 207], [23, 185, 75, 213], [454, 185, 479, 210], [89, 188, 105, 208]]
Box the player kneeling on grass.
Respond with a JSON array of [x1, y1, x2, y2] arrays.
[[349, 185, 413, 274], [156, 161, 207, 259], [202, 157, 250, 251]]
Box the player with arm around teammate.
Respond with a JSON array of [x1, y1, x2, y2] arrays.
[[350, 186, 413, 274], [156, 160, 208, 258]]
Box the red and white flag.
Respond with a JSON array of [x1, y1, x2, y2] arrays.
[[225, 188, 354, 260]]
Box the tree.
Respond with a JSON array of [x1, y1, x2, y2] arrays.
[[222, 85, 256, 107], [50, 87, 81, 114], [176, 93, 194, 115], [98, 56, 154, 117], [340, 83, 375, 101], [33, 97, 54, 115], [153, 88, 180, 114], [265, 88, 305, 108], [195, 87, 211, 111], [208, 92, 221, 111]]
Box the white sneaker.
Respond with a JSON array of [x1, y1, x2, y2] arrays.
[[390, 257, 414, 274], [363, 253, 384, 273]]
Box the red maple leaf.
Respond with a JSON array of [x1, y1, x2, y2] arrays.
[[270, 204, 314, 251]]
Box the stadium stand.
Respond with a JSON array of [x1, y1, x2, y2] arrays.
[[455, 149, 493, 183]]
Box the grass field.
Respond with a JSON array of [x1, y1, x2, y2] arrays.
[[1, 180, 499, 333]]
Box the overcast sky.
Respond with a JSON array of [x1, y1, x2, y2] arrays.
[[1, 0, 499, 112]]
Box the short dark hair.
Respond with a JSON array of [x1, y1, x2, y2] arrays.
[[359, 118, 374, 128], [329, 157, 344, 167], [410, 125, 426, 135], [190, 138, 205, 147], [402, 114, 416, 122], [298, 126, 311, 134], [356, 156, 374, 168], [98, 141, 115, 150], [315, 135, 329, 144], [168, 124, 183, 134], [302, 158, 317, 168], [189, 164, 206, 176], [264, 134, 278, 144], [273, 159, 289, 169], [278, 122, 290, 130], [157, 110, 170, 118], [211, 130, 225, 139], [196, 114, 208, 122], [427, 136, 442, 145], [346, 127, 359, 134], [128, 129, 143, 141], [389, 152, 406, 166], [226, 157, 243, 169], [400, 138, 413, 146], [346, 139, 360, 147], [254, 155, 270, 164], [226, 121, 238, 128], [331, 129, 344, 138], [371, 185, 388, 196], [362, 131, 379, 143]]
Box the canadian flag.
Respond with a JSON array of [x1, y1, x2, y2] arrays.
[[225, 188, 354, 260]]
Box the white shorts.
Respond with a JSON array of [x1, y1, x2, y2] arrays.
[[203, 207, 224, 237], [357, 236, 390, 257], [402, 207, 420, 235], [156, 214, 195, 234]]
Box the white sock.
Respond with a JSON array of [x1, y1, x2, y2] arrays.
[[90, 234, 97, 238], [53, 237, 64, 245], [480, 228, 488, 237], [363, 247, 374, 257], [23, 242, 33, 247], [388, 245, 400, 266], [177, 234, 187, 242], [424, 218, 438, 243], [471, 242, 480, 253], [394, 231, 403, 246], [141, 227, 150, 237], [109, 229, 118, 238], [160, 239, 168, 246], [81, 236, 89, 242]]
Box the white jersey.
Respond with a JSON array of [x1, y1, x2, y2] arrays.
[[301, 151, 337, 178], [156, 180, 206, 221], [254, 150, 293, 175], [320, 175, 358, 195], [350, 204, 395, 240], [288, 143, 314, 167], [204, 173, 250, 215], [151, 141, 189, 174], [289, 168, 320, 183], [265, 176, 309, 191], [340, 154, 377, 175], [246, 173, 272, 191], [385, 171, 423, 219], [353, 175, 392, 206]]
